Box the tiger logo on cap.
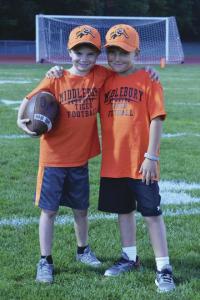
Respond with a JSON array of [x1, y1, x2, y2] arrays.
[[110, 28, 129, 40], [76, 28, 95, 39]]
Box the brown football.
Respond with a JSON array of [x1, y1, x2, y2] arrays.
[[23, 92, 59, 136]]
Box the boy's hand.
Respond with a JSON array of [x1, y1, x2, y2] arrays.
[[139, 158, 158, 185], [46, 66, 64, 78], [145, 66, 160, 82], [17, 118, 37, 136]]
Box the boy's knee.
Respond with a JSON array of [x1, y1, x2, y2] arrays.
[[73, 209, 88, 219], [41, 209, 58, 218], [138, 205, 162, 217], [144, 215, 162, 224]]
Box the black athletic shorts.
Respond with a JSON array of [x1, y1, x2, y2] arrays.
[[98, 177, 162, 216]]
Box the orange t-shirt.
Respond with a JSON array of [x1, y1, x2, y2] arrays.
[[26, 65, 112, 167], [100, 69, 166, 179]]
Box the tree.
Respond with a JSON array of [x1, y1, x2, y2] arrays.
[[0, 0, 199, 40]]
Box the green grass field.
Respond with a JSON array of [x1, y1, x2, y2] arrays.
[[0, 63, 200, 300]]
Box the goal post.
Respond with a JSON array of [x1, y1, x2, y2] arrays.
[[35, 15, 184, 65]]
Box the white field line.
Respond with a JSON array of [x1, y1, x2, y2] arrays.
[[171, 102, 200, 106], [3, 100, 200, 107], [1, 133, 200, 139], [0, 134, 29, 139], [164, 87, 200, 90], [0, 208, 200, 227], [162, 133, 200, 138], [0, 179, 200, 227], [0, 80, 32, 84], [162, 78, 198, 81], [0, 99, 22, 105], [3, 100, 200, 108]]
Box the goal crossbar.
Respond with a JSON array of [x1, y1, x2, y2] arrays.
[[36, 15, 184, 65]]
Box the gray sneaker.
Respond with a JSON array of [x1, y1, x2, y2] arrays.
[[76, 246, 101, 267], [155, 264, 175, 292], [104, 253, 140, 277], [36, 258, 54, 283]]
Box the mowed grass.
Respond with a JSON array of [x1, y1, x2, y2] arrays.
[[0, 63, 200, 300]]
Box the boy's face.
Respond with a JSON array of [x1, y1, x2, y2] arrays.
[[69, 45, 99, 75], [106, 47, 136, 74]]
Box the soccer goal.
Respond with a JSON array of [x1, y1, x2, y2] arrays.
[[36, 15, 184, 65]]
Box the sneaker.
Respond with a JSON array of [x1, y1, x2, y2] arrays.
[[155, 264, 176, 292], [76, 245, 101, 267], [35, 258, 54, 283], [104, 252, 140, 277]]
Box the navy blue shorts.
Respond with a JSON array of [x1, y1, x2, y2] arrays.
[[35, 164, 89, 211], [98, 178, 162, 217]]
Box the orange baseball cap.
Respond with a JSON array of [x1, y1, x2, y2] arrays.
[[104, 24, 139, 52], [68, 25, 101, 50]]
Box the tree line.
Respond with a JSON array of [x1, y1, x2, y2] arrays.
[[0, 0, 200, 41]]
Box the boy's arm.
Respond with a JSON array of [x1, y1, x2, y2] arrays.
[[144, 66, 159, 82], [46, 66, 64, 78], [139, 117, 163, 185], [45, 65, 159, 82], [17, 76, 53, 136], [17, 98, 37, 136]]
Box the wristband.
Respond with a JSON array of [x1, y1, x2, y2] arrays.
[[144, 152, 159, 161]]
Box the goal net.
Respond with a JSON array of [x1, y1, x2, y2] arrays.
[[36, 15, 184, 65]]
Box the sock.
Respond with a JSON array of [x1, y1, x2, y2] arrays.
[[41, 255, 53, 264], [122, 246, 137, 261], [77, 245, 88, 254], [156, 256, 170, 271]]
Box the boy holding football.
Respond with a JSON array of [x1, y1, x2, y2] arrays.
[[17, 25, 112, 283], [18, 24, 159, 285], [98, 24, 175, 293]]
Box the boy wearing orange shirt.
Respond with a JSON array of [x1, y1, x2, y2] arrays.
[[17, 25, 112, 283], [98, 24, 175, 293]]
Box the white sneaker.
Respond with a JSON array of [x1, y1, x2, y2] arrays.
[[155, 264, 176, 292]]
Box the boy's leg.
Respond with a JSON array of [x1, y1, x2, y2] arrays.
[[72, 208, 88, 247], [144, 215, 168, 258], [144, 215, 175, 292], [39, 209, 57, 256], [72, 208, 101, 267], [132, 180, 175, 292], [119, 212, 137, 261], [118, 212, 136, 248], [98, 178, 139, 276], [104, 212, 140, 277], [36, 209, 57, 283], [35, 166, 68, 283]]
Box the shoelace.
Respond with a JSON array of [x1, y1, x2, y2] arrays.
[[81, 251, 98, 263], [160, 273, 173, 283], [114, 258, 133, 267], [39, 261, 51, 273]]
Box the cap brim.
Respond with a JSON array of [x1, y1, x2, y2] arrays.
[[104, 42, 138, 52], [68, 41, 101, 50]]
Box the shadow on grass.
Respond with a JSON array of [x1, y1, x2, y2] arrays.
[[53, 255, 200, 288], [54, 265, 104, 276], [132, 256, 200, 285]]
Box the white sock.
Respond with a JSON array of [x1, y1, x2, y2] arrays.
[[122, 246, 137, 261], [156, 256, 170, 271]]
